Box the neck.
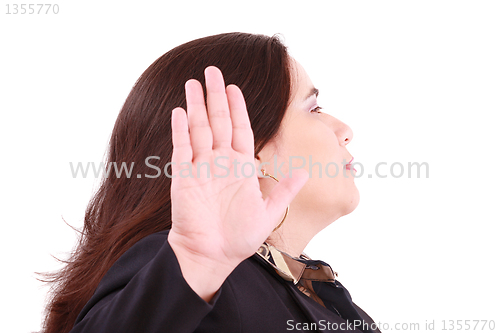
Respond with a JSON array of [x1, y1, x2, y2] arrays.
[[265, 208, 341, 258], [266, 229, 310, 258]]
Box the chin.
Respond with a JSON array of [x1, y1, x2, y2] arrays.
[[342, 187, 360, 216]]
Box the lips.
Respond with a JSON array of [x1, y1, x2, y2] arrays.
[[345, 157, 356, 172]]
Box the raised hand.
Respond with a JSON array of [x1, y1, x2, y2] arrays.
[[167, 66, 308, 302]]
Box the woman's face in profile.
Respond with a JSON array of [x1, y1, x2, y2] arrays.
[[259, 58, 359, 225]]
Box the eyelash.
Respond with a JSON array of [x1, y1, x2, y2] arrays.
[[310, 106, 323, 113]]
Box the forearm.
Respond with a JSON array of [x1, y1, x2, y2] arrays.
[[71, 233, 221, 333]]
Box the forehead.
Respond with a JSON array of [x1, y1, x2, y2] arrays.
[[289, 58, 314, 104]]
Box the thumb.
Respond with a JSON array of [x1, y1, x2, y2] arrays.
[[263, 168, 309, 230]]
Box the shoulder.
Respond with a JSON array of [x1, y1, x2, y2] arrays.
[[105, 230, 169, 275], [93, 230, 170, 293]]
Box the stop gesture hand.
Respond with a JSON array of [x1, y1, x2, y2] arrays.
[[168, 66, 308, 301]]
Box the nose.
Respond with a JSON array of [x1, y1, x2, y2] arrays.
[[334, 118, 353, 147]]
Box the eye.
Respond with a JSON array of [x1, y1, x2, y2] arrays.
[[310, 106, 323, 113]]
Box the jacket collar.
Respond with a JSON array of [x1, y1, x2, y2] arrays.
[[255, 242, 338, 285]]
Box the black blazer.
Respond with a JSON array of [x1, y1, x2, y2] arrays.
[[70, 230, 380, 333]]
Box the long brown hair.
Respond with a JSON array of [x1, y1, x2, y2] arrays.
[[40, 32, 292, 333]]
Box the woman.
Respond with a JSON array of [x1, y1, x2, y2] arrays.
[[41, 32, 380, 332]]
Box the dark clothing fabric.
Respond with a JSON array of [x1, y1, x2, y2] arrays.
[[70, 230, 380, 333]]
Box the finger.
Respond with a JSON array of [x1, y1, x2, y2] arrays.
[[171, 107, 192, 176], [226, 84, 254, 156], [264, 169, 309, 230], [185, 79, 213, 157], [205, 66, 233, 149]]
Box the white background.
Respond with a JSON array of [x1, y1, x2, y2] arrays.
[[1, 1, 499, 332]]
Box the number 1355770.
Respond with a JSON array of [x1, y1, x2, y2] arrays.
[[6, 4, 59, 14]]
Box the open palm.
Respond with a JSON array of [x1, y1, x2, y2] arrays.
[[168, 66, 308, 276]]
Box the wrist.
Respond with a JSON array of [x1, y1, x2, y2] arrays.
[[167, 231, 235, 302]]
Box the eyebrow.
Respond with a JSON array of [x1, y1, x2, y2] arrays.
[[303, 87, 319, 102]]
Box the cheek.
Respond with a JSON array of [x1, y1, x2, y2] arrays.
[[284, 121, 337, 161], [283, 122, 355, 207], [282, 125, 342, 177], [302, 132, 341, 175]]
